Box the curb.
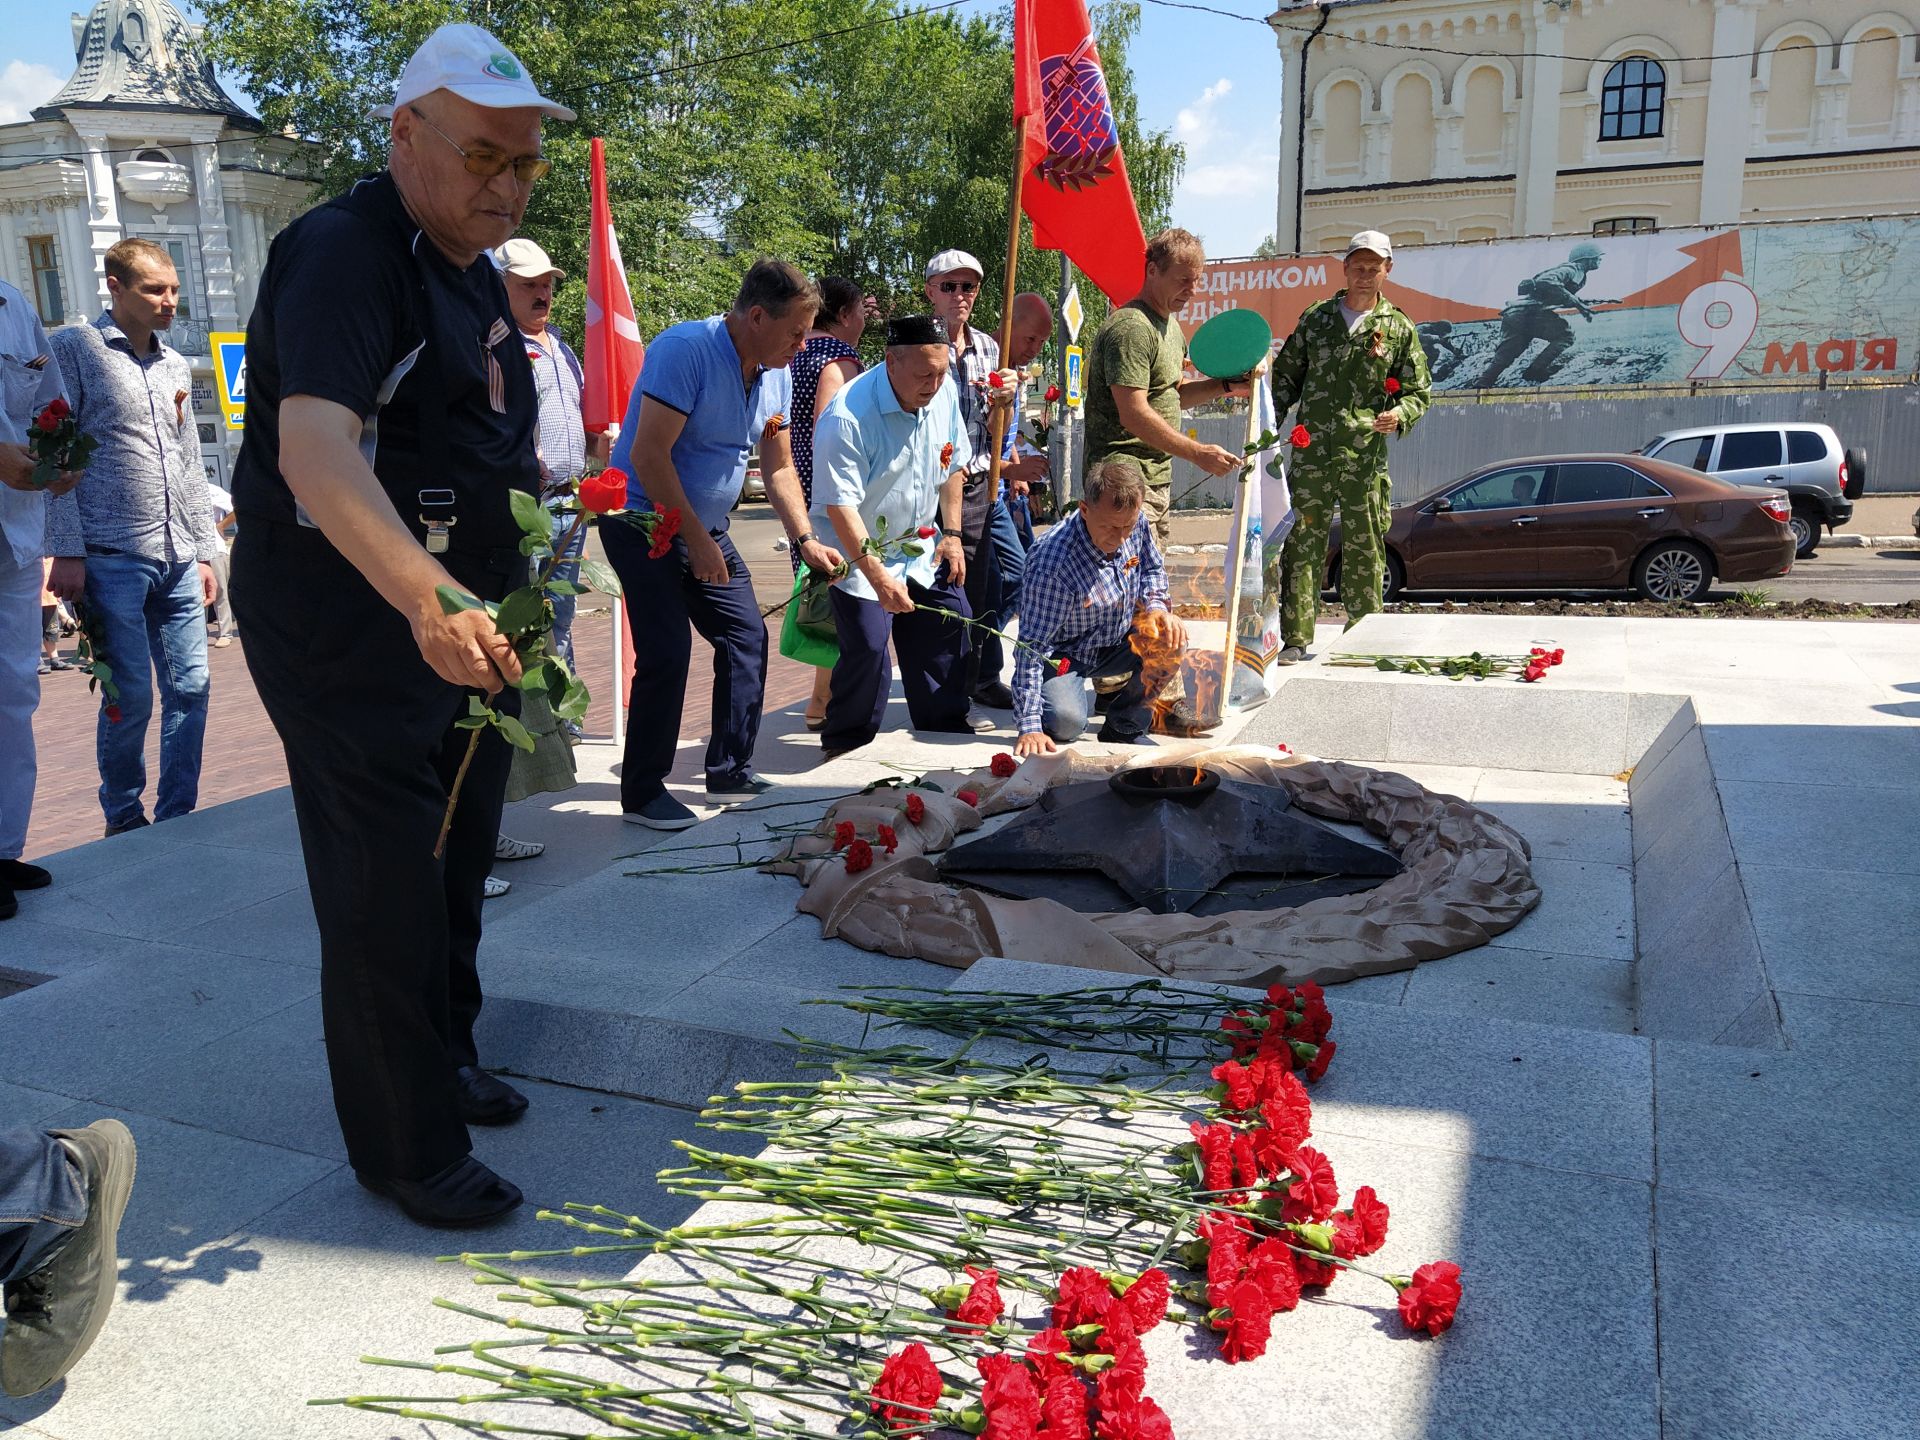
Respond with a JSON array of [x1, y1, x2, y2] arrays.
[[1826, 535, 1915, 548]]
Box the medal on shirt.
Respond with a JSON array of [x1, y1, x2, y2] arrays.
[[418, 487, 458, 554]]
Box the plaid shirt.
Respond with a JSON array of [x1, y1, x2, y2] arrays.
[[1013, 511, 1168, 734]]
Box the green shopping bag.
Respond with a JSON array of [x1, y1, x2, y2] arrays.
[[777, 564, 839, 668]]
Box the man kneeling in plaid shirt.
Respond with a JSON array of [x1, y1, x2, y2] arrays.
[[1012, 458, 1188, 757]]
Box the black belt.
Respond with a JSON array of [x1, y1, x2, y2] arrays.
[[253, 515, 525, 578]]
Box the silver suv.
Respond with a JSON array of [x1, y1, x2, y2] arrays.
[[1639, 422, 1864, 557]]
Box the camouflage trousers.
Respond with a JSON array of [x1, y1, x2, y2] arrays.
[[1279, 464, 1393, 649]]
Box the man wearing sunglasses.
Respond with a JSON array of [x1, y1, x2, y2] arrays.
[[228, 24, 570, 1229], [923, 250, 1019, 724]]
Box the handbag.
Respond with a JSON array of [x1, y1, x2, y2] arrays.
[[777, 564, 839, 668]]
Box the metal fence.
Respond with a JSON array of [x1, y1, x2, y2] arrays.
[[1160, 380, 1920, 508]]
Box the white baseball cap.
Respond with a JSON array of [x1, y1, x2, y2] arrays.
[[925, 249, 985, 281], [494, 237, 565, 279], [375, 24, 575, 122], [1345, 230, 1392, 261]]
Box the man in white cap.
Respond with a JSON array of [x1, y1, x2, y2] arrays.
[[923, 249, 1015, 721], [1271, 229, 1430, 661], [228, 23, 573, 1227]]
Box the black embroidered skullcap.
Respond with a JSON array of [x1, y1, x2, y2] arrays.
[[886, 314, 949, 347]]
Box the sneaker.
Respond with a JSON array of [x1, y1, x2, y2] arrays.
[[213, 635, 234, 650], [1, 1120, 138, 1397], [561, 721, 583, 747], [1153, 702, 1215, 739], [623, 792, 699, 831], [1277, 646, 1308, 665], [706, 772, 773, 798], [36, 659, 49, 675], [493, 834, 545, 862], [483, 873, 510, 899], [45, 657, 75, 672], [965, 708, 998, 734]]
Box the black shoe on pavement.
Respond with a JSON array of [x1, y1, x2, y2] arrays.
[[0, 886, 13, 922], [1153, 703, 1215, 739], [706, 772, 774, 797], [455, 1065, 529, 1126], [621, 792, 698, 830], [973, 680, 1014, 709], [102, 816, 149, 839], [1095, 724, 1155, 746], [0, 859, 51, 891], [1277, 646, 1308, 665], [1, 1119, 138, 1398], [355, 1155, 523, 1229]]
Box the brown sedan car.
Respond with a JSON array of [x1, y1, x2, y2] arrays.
[[1329, 454, 1795, 603]]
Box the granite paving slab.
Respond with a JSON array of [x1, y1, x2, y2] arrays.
[[1716, 778, 1920, 876], [1485, 856, 1634, 962], [0, 1081, 80, 1127], [1739, 861, 1920, 1006], [20, 843, 309, 944], [1400, 946, 1635, 1033]]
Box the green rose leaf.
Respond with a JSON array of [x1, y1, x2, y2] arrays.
[[544, 577, 589, 596], [515, 658, 550, 692], [508, 488, 551, 545], [577, 557, 623, 597], [467, 694, 491, 717], [492, 711, 537, 752], [454, 715, 488, 731], [518, 533, 545, 557], [436, 584, 486, 615], [494, 586, 549, 637], [553, 676, 591, 721]]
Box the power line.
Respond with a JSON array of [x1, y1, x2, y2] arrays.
[[1142, 0, 1916, 67]]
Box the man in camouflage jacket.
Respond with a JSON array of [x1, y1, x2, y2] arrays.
[[1272, 230, 1431, 658]]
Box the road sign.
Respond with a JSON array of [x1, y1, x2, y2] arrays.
[[210, 332, 247, 430], [1061, 284, 1083, 343], [1064, 344, 1084, 408]]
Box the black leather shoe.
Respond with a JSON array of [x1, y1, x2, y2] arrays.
[[455, 1065, 529, 1126], [355, 1155, 523, 1228], [973, 680, 1014, 709], [0, 886, 14, 922], [0, 859, 50, 891], [1153, 702, 1216, 739], [1095, 724, 1155, 746]]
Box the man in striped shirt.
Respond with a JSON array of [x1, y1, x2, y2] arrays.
[[1010, 458, 1186, 756]]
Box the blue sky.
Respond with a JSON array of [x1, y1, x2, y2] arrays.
[[0, 0, 1284, 258]]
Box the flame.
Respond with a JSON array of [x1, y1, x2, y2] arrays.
[[1127, 608, 1186, 720]]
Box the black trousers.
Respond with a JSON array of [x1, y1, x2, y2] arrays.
[[602, 522, 767, 806], [822, 571, 972, 753], [231, 523, 515, 1181]]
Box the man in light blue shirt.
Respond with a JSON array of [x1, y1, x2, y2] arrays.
[[0, 280, 79, 921], [812, 314, 972, 756], [606, 259, 838, 829]]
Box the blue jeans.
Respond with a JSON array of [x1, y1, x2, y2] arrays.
[[84, 551, 210, 828], [0, 1129, 84, 1286], [546, 508, 586, 668], [1041, 637, 1150, 742], [967, 499, 1026, 690]]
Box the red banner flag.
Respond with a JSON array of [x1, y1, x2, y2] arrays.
[[583, 137, 645, 434], [1016, 0, 1146, 305]]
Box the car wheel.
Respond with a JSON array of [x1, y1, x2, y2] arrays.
[[1633, 541, 1712, 603], [1788, 503, 1819, 558], [1844, 446, 1867, 500], [1383, 551, 1405, 601]]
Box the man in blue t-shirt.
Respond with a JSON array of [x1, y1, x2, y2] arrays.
[[607, 259, 839, 830]]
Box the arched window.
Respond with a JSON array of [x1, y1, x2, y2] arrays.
[[134, 147, 175, 164], [1600, 57, 1665, 140]]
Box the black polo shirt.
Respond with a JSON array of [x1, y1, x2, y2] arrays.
[[231, 170, 538, 564]]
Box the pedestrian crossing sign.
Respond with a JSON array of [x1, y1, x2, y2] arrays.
[[211, 332, 247, 430], [1065, 344, 1084, 409]]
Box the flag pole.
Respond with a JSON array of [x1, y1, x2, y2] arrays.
[[986, 113, 1029, 496]]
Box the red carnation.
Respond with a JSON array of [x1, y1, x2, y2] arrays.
[[1305, 1038, 1336, 1082], [844, 839, 874, 874], [1114, 1268, 1170, 1332], [949, 1265, 1004, 1330], [832, 820, 856, 850], [647, 506, 683, 560], [577, 469, 628, 514], [1281, 1146, 1339, 1223], [1052, 1266, 1113, 1330], [1396, 1260, 1464, 1337], [104, 704, 122, 724], [1293, 1247, 1339, 1288], [1024, 1327, 1074, 1382], [988, 371, 1006, 389], [1055, 657, 1071, 676], [1522, 663, 1546, 683], [905, 793, 927, 825], [1039, 1371, 1090, 1440], [1095, 1393, 1174, 1440], [990, 753, 1018, 778], [1550, 647, 1565, 665], [1211, 1059, 1258, 1113], [870, 1343, 943, 1434], [1384, 376, 1402, 395], [877, 823, 899, 855], [1213, 1277, 1274, 1363], [1044, 384, 1062, 403], [1289, 424, 1311, 449], [1346, 1185, 1390, 1257], [1275, 742, 1291, 754], [958, 788, 979, 807], [1244, 1238, 1303, 1313]]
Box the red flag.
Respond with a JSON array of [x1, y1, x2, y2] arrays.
[[583, 137, 645, 434], [1017, 0, 1146, 305]]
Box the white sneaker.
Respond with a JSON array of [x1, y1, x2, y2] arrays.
[[494, 834, 545, 862], [483, 874, 510, 899]]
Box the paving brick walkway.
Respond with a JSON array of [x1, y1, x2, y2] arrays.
[[25, 607, 815, 859]]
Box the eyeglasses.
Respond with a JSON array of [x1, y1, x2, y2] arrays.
[[408, 105, 551, 184], [937, 280, 980, 295]]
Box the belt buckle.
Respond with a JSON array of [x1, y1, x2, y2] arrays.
[[418, 488, 458, 555]]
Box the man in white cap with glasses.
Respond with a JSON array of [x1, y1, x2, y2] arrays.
[[1272, 229, 1430, 662], [228, 23, 571, 1227]]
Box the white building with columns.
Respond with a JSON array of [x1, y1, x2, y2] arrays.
[[0, 0, 314, 482], [1270, 0, 1920, 253]]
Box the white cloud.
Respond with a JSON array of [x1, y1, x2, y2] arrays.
[[1174, 77, 1234, 149], [0, 60, 61, 125], [1181, 156, 1277, 200]]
